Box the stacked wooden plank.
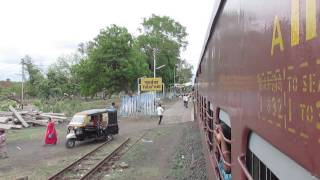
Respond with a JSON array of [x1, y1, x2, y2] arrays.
[[0, 106, 68, 130]]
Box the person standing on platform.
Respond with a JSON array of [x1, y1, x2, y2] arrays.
[[157, 104, 164, 125], [44, 117, 58, 145]]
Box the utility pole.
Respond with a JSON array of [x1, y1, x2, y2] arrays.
[[173, 65, 176, 85], [21, 58, 25, 108], [153, 48, 156, 78], [173, 65, 176, 96]]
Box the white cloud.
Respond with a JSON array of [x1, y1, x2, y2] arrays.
[[0, 0, 215, 80]]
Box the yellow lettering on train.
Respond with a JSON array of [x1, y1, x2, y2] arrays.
[[316, 101, 320, 130], [306, 0, 317, 41], [271, 16, 284, 56], [272, 0, 317, 55], [291, 0, 300, 46], [306, 105, 313, 122]]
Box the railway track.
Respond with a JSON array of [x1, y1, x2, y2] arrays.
[[48, 130, 151, 180], [48, 138, 130, 180]]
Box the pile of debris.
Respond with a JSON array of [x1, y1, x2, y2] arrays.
[[0, 105, 67, 130]]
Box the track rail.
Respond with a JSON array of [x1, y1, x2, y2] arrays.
[[81, 130, 151, 179], [80, 138, 130, 179], [48, 138, 129, 180]]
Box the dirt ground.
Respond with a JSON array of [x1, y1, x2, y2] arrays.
[[0, 100, 207, 180]]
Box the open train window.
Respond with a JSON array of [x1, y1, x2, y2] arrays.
[[202, 97, 207, 124], [215, 108, 232, 178], [207, 101, 214, 151], [204, 98, 208, 126], [218, 108, 231, 128], [247, 133, 314, 180]]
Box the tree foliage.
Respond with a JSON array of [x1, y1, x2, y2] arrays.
[[18, 15, 192, 99], [22, 54, 80, 99], [137, 14, 188, 86], [176, 59, 193, 84], [22, 55, 45, 97], [74, 25, 149, 97]]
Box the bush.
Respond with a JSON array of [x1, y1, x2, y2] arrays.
[[0, 100, 18, 111], [32, 98, 117, 117]]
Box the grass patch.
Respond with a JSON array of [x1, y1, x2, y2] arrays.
[[170, 149, 187, 180], [6, 125, 66, 143], [122, 142, 147, 163], [0, 151, 86, 180], [106, 166, 160, 180]]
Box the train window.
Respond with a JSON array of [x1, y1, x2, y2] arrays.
[[247, 133, 314, 180], [207, 101, 214, 151], [218, 108, 231, 127], [216, 120, 232, 178], [203, 98, 207, 124], [247, 149, 278, 180]]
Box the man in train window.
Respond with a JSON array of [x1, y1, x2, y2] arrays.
[[215, 122, 232, 179]]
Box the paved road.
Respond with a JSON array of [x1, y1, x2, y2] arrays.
[[162, 100, 193, 125]]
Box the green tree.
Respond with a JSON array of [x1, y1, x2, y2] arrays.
[[47, 54, 81, 98], [75, 25, 149, 97], [138, 14, 188, 86], [22, 55, 45, 97], [176, 59, 193, 83]]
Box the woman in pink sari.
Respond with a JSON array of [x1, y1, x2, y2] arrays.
[[45, 118, 57, 145]]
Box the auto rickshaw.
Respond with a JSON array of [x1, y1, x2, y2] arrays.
[[65, 108, 119, 148]]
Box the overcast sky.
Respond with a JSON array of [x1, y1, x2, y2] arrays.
[[0, 0, 215, 81]]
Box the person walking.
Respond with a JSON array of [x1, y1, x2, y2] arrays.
[[157, 104, 164, 125], [183, 94, 189, 108], [44, 117, 58, 145], [0, 128, 8, 158]]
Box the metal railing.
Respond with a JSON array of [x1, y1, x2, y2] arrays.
[[119, 92, 156, 116]]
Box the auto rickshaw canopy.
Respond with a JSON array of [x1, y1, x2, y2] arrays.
[[69, 109, 109, 127]]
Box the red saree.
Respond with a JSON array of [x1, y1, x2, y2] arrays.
[[45, 122, 57, 144]]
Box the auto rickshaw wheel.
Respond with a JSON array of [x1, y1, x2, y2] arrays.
[[66, 139, 76, 148]]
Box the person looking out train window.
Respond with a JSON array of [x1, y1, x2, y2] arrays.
[[215, 121, 232, 179]]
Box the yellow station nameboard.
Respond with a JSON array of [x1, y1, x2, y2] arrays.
[[141, 77, 162, 91]]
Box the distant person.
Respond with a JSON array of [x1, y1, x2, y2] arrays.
[[183, 94, 189, 108], [0, 128, 8, 158], [44, 118, 57, 145], [157, 104, 164, 125], [111, 102, 116, 109], [107, 102, 116, 109]]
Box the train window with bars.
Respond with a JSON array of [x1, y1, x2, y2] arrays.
[[207, 101, 214, 151], [215, 108, 232, 179], [202, 98, 208, 131], [218, 108, 231, 128], [246, 149, 279, 180], [199, 96, 203, 120], [246, 133, 314, 180], [202, 97, 207, 125]]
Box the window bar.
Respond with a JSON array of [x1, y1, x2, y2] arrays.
[[238, 154, 254, 180]]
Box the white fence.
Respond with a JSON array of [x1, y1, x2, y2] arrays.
[[119, 92, 157, 117]]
